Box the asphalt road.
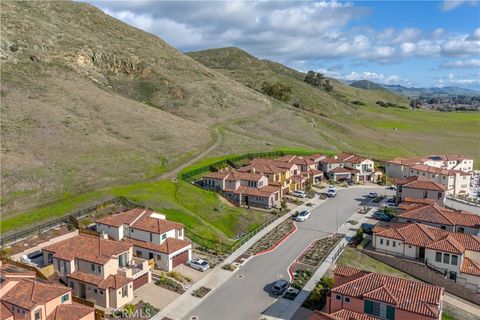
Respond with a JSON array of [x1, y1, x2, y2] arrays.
[[185, 187, 391, 320]]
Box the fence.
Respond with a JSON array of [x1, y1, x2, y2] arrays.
[[362, 249, 480, 305], [0, 197, 138, 248]]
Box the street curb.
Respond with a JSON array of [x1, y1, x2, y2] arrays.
[[255, 222, 298, 256], [287, 238, 319, 281]]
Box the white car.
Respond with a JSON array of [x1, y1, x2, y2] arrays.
[[187, 258, 210, 272], [381, 203, 398, 210], [291, 190, 306, 198], [327, 186, 337, 198], [295, 210, 311, 222], [368, 192, 378, 198]]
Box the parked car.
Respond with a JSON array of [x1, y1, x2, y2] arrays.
[[360, 223, 375, 235], [294, 210, 311, 222], [272, 279, 290, 295], [389, 185, 397, 191], [291, 190, 306, 198], [381, 202, 398, 210], [372, 212, 391, 222], [327, 186, 337, 198], [20, 255, 32, 265], [187, 258, 210, 272], [385, 197, 396, 204], [368, 192, 378, 198]]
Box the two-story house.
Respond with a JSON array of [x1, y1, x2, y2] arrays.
[[322, 265, 444, 320], [276, 155, 324, 184], [0, 263, 94, 320], [203, 169, 280, 208], [42, 234, 150, 309], [248, 158, 301, 192], [320, 153, 378, 182], [395, 176, 446, 205], [96, 208, 192, 271], [396, 204, 480, 235], [373, 223, 480, 291]]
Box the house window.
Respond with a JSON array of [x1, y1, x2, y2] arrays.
[[451, 255, 458, 266], [97, 265, 101, 273], [423, 191, 428, 198], [91, 264, 95, 272], [34, 310, 42, 320], [344, 297, 351, 303], [99, 289, 104, 296], [178, 229, 183, 238], [156, 254, 162, 261], [63, 261, 68, 273], [438, 192, 443, 199], [47, 253, 53, 264], [380, 239, 384, 245], [161, 234, 167, 241], [61, 293, 69, 303], [392, 241, 396, 248], [335, 294, 341, 300], [136, 250, 142, 257], [122, 285, 128, 298], [440, 226, 446, 230], [386, 240, 390, 246], [458, 227, 465, 233], [436, 252, 442, 262], [150, 233, 153, 242], [94, 288, 98, 294], [365, 300, 394, 320], [443, 253, 450, 264]]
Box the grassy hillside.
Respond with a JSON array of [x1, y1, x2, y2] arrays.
[[1, 2, 479, 239]]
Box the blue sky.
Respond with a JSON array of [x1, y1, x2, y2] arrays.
[[89, 0, 480, 88]]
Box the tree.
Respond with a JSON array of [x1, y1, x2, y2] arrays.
[[281, 198, 287, 211], [323, 79, 333, 92], [304, 70, 324, 87], [260, 81, 292, 102]]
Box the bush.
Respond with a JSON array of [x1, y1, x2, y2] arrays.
[[260, 81, 292, 102], [302, 277, 334, 310], [222, 264, 237, 272], [355, 228, 364, 242], [347, 220, 358, 225]]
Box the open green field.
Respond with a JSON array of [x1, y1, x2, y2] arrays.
[[1, 180, 269, 246]]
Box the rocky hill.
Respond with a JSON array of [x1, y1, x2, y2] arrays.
[[1, 1, 479, 215]]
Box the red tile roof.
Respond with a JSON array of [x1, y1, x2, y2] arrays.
[[410, 164, 470, 176], [203, 171, 230, 179], [402, 177, 446, 191], [331, 309, 379, 320], [320, 157, 344, 164], [47, 303, 94, 320], [309, 311, 339, 320], [238, 163, 284, 174], [250, 158, 297, 170], [398, 204, 480, 228], [461, 257, 480, 276], [125, 237, 190, 254], [67, 272, 132, 289], [337, 153, 370, 164], [233, 185, 278, 198], [2, 279, 70, 310], [330, 167, 357, 174], [43, 234, 131, 264], [1, 302, 13, 320], [96, 209, 184, 234], [276, 155, 316, 166], [306, 154, 326, 162], [0, 263, 36, 280], [375, 223, 480, 254], [331, 266, 443, 318]]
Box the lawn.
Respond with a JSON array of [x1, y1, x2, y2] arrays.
[[0, 180, 269, 246]]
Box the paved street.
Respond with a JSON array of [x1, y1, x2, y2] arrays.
[[185, 187, 391, 320]]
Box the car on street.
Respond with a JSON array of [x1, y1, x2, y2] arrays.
[[294, 210, 311, 222], [327, 186, 337, 198], [291, 190, 306, 198], [187, 258, 210, 272], [368, 192, 378, 198], [372, 212, 391, 222], [271, 279, 290, 295]]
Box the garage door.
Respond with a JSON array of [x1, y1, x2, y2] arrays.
[[171, 250, 189, 268], [133, 273, 149, 290]]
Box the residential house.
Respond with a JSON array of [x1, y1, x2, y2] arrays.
[[305, 154, 327, 170], [322, 265, 444, 320], [373, 223, 480, 291], [0, 263, 94, 320], [95, 208, 192, 271], [202, 170, 280, 208], [42, 234, 150, 309], [276, 155, 323, 183], [395, 176, 446, 205], [248, 158, 301, 192], [395, 204, 480, 235], [320, 153, 378, 182], [386, 155, 473, 197]]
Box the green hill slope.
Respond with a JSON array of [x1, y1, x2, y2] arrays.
[[1, 1, 479, 226]]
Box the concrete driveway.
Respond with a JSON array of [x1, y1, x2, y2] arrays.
[[185, 187, 391, 320], [132, 282, 180, 310]]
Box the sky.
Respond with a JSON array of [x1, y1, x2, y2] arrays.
[[88, 0, 480, 89]]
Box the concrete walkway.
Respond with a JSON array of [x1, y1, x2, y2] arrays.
[[153, 195, 328, 320], [262, 206, 375, 320]]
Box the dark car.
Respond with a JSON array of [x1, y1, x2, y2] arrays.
[[272, 279, 289, 295], [372, 212, 391, 222], [360, 223, 375, 235]]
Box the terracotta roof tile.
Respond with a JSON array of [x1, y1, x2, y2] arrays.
[[47, 303, 94, 320], [2, 279, 70, 310], [203, 171, 229, 180], [330, 167, 357, 174], [67, 272, 132, 289], [461, 257, 480, 276], [425, 235, 464, 254], [233, 186, 278, 198], [1, 302, 13, 320], [238, 163, 283, 174], [332, 266, 443, 318], [308, 311, 340, 320], [43, 234, 131, 264], [403, 178, 446, 191], [398, 204, 480, 228], [97, 209, 184, 235], [125, 237, 190, 254], [331, 309, 379, 320], [276, 155, 316, 166]]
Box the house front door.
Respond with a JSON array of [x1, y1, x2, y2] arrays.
[[419, 247, 425, 259], [449, 271, 457, 281], [79, 283, 86, 299]]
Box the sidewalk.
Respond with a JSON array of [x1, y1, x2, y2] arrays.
[[153, 195, 328, 320], [262, 207, 375, 320]]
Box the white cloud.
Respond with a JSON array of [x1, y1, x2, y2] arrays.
[[436, 72, 480, 87], [441, 59, 480, 68], [441, 0, 478, 11]]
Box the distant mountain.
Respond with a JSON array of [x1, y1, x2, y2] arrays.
[[382, 85, 480, 97], [349, 80, 387, 91]]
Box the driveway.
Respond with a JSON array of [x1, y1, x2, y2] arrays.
[[132, 282, 180, 310], [185, 187, 391, 320]]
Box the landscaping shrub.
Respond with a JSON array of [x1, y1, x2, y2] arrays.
[[192, 286, 211, 298], [302, 277, 334, 310], [155, 274, 183, 291], [222, 263, 237, 272]]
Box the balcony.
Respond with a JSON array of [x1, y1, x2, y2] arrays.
[[118, 257, 149, 279]]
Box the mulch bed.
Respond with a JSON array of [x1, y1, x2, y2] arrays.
[[245, 220, 294, 255], [192, 286, 211, 298], [298, 235, 343, 267]]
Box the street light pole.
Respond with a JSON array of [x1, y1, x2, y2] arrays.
[[336, 192, 339, 234]]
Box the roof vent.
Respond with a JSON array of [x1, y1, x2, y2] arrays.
[[150, 212, 166, 220]]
